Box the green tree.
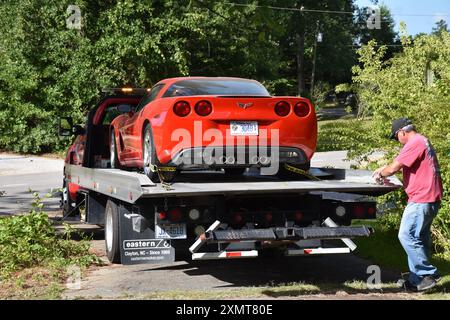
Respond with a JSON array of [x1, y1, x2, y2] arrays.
[[344, 29, 450, 250], [432, 19, 448, 35]]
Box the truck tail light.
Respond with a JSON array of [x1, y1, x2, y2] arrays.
[[294, 102, 310, 117], [173, 101, 191, 117], [353, 205, 365, 219], [233, 212, 243, 224], [168, 208, 182, 222], [294, 210, 304, 221], [158, 212, 167, 220], [265, 212, 273, 222], [195, 100, 212, 116], [275, 101, 290, 116]]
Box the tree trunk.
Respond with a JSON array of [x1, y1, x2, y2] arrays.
[[296, 30, 306, 96]]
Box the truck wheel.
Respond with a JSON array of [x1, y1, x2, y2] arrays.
[[110, 130, 122, 169], [143, 124, 160, 182], [105, 199, 121, 263]]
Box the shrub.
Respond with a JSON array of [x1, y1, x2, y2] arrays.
[[0, 192, 99, 277]]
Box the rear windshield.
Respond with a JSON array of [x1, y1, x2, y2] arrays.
[[162, 79, 270, 97]]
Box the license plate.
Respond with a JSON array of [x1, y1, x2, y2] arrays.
[[155, 223, 187, 239], [230, 121, 258, 136]]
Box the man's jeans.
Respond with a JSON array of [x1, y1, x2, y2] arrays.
[[398, 201, 440, 285]]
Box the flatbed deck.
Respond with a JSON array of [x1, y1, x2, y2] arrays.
[[65, 164, 402, 203]]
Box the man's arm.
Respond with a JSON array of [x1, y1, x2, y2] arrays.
[[379, 160, 403, 177], [373, 160, 403, 183]]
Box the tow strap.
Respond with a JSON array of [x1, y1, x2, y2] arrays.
[[149, 164, 176, 190], [283, 163, 321, 181]]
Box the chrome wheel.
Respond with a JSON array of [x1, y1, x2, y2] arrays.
[[110, 131, 116, 168], [143, 129, 152, 173], [105, 206, 113, 253]]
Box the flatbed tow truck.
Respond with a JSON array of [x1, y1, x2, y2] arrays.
[[60, 88, 402, 265], [63, 164, 401, 265]]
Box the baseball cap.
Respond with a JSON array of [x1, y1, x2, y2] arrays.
[[389, 118, 413, 140]]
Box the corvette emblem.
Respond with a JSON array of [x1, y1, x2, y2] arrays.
[[237, 102, 253, 109]]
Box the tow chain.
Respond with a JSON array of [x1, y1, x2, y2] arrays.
[[283, 163, 321, 181]]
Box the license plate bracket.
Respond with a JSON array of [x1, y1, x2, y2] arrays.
[[155, 223, 187, 239], [230, 121, 259, 136]]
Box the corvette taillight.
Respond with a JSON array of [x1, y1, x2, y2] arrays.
[[195, 100, 212, 116], [173, 101, 191, 117], [275, 101, 291, 116], [294, 102, 310, 117]]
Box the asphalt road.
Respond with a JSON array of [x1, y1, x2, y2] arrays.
[[63, 239, 400, 299], [0, 154, 63, 215]]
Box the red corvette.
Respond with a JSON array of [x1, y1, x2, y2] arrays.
[[110, 77, 317, 180]]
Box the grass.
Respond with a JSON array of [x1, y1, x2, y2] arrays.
[[0, 267, 65, 299], [352, 219, 450, 299], [114, 282, 405, 300]]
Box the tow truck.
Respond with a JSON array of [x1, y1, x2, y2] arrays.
[[59, 88, 401, 265]]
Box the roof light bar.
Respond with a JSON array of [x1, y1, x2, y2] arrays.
[[101, 88, 151, 95]]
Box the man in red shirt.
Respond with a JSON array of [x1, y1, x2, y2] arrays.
[[373, 118, 443, 291]]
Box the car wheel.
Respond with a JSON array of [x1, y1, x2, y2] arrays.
[[276, 162, 311, 180], [143, 124, 160, 182], [105, 199, 121, 264], [61, 179, 79, 216], [224, 168, 247, 175], [110, 130, 122, 169]]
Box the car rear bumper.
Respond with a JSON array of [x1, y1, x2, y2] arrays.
[[169, 146, 308, 169]]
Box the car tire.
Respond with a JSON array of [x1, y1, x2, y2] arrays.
[[276, 162, 311, 180], [61, 179, 79, 216], [142, 124, 160, 182], [105, 199, 121, 264], [110, 129, 122, 169], [224, 168, 247, 175]]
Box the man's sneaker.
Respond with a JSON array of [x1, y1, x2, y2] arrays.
[[416, 276, 437, 292], [400, 272, 441, 284], [396, 278, 417, 292]]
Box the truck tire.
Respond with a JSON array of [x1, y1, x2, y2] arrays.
[[105, 199, 121, 263]]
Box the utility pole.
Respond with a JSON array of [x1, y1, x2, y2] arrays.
[[310, 20, 321, 97], [296, 5, 306, 96]]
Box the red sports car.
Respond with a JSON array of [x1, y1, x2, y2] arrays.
[[110, 77, 317, 181]]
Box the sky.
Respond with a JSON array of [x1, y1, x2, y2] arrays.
[[355, 0, 450, 35]]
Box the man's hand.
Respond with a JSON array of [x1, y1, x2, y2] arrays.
[[372, 165, 387, 184]]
